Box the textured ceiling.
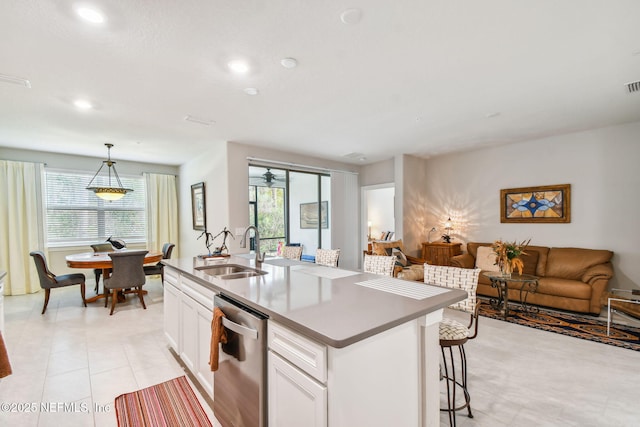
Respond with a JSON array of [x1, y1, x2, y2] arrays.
[[1, 0, 639, 166]]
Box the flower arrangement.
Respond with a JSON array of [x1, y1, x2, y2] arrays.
[[492, 238, 531, 276]]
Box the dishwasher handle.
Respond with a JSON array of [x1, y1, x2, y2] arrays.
[[222, 317, 258, 340]]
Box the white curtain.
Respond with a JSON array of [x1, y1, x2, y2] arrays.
[[330, 171, 359, 270], [144, 173, 179, 256], [0, 160, 43, 295]]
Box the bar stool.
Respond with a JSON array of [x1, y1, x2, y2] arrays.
[[424, 264, 480, 427]]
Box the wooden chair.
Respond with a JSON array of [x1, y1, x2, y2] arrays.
[[90, 242, 114, 292], [104, 250, 148, 315], [144, 243, 175, 282], [30, 251, 87, 314], [315, 248, 340, 267], [423, 264, 480, 427]]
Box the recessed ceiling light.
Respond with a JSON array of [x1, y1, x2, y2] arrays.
[[184, 115, 215, 126], [0, 73, 31, 88], [228, 60, 250, 74], [340, 8, 363, 25], [73, 99, 93, 110], [75, 6, 106, 24], [244, 88, 259, 96], [280, 58, 298, 69]]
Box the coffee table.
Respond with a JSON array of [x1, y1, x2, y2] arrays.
[[483, 272, 539, 319]]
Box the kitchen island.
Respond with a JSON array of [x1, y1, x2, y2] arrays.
[[162, 255, 466, 427]]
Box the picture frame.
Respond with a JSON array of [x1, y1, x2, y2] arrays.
[[500, 184, 571, 223], [300, 201, 328, 229], [191, 182, 206, 230]]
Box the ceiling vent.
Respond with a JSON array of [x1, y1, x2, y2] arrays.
[[625, 80, 640, 93]]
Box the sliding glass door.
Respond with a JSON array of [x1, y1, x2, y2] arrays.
[[248, 165, 330, 259]]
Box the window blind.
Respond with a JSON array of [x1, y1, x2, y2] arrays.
[[44, 169, 146, 246]]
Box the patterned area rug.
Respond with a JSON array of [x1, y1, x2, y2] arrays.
[[115, 376, 212, 427], [478, 301, 640, 352]]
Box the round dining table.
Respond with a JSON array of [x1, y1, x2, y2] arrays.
[[66, 250, 163, 303]]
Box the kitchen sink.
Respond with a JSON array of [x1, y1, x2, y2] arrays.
[[195, 264, 267, 279]]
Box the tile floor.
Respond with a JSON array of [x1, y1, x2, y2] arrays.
[[1, 281, 639, 426], [0, 278, 219, 427]]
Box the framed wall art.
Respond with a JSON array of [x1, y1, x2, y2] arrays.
[[500, 184, 571, 223], [300, 201, 328, 229], [191, 182, 206, 230]]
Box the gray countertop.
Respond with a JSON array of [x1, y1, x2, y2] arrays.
[[163, 255, 466, 348]]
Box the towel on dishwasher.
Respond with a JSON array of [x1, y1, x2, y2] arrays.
[[209, 307, 228, 371], [0, 332, 11, 378]]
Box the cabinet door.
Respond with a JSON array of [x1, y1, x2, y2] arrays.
[[196, 302, 214, 398], [180, 294, 198, 372], [268, 351, 327, 427], [163, 281, 180, 352]]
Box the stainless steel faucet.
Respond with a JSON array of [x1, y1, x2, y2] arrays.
[[240, 225, 265, 265]]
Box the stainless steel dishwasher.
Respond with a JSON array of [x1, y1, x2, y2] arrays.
[[213, 293, 268, 427]]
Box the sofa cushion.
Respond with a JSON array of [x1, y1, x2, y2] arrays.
[[545, 248, 613, 280], [372, 239, 405, 256], [475, 246, 499, 272], [537, 277, 592, 300]]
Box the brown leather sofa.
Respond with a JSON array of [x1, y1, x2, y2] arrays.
[[450, 242, 614, 314]]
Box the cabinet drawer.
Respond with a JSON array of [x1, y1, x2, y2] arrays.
[[164, 267, 179, 285], [181, 276, 215, 310], [268, 322, 327, 383]]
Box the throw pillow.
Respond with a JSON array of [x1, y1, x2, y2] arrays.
[[475, 246, 500, 272], [372, 239, 404, 256], [520, 250, 539, 276], [385, 247, 408, 267]]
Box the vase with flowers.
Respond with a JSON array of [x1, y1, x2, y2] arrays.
[[492, 239, 531, 277]]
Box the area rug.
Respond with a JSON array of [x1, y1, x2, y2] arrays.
[[478, 301, 640, 352], [115, 376, 212, 427]]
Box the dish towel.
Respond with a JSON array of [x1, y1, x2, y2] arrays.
[[209, 307, 228, 372], [0, 332, 12, 378]]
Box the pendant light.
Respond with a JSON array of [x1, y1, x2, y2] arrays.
[[86, 143, 133, 201]]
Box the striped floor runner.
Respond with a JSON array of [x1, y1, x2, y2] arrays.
[[115, 376, 212, 426]]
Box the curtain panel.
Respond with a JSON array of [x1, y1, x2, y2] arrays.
[[144, 173, 179, 257], [0, 160, 43, 295]]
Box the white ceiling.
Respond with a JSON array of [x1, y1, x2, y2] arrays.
[[1, 0, 639, 166]]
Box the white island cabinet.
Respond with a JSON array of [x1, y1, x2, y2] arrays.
[[162, 257, 463, 427], [163, 266, 216, 399], [268, 315, 442, 427]]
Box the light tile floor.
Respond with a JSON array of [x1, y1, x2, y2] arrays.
[[1, 281, 639, 426], [0, 278, 219, 427]]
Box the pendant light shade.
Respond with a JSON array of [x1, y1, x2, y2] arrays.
[[86, 143, 133, 201]]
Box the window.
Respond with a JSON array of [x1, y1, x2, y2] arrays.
[[44, 169, 146, 247]]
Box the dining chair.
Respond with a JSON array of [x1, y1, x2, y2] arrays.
[[315, 248, 340, 267], [29, 251, 87, 314], [423, 264, 480, 427], [90, 242, 115, 292], [144, 243, 175, 283], [281, 245, 303, 260], [363, 254, 396, 276], [104, 250, 148, 315]]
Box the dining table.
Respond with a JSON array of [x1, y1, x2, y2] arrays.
[[66, 249, 163, 303]]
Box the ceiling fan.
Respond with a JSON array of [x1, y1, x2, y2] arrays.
[[250, 167, 283, 187]]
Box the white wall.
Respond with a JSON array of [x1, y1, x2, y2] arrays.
[[423, 121, 640, 290], [179, 142, 360, 267], [366, 186, 395, 239], [178, 142, 229, 258]]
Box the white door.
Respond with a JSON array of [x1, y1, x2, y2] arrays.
[[179, 294, 198, 372], [196, 302, 214, 398]]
